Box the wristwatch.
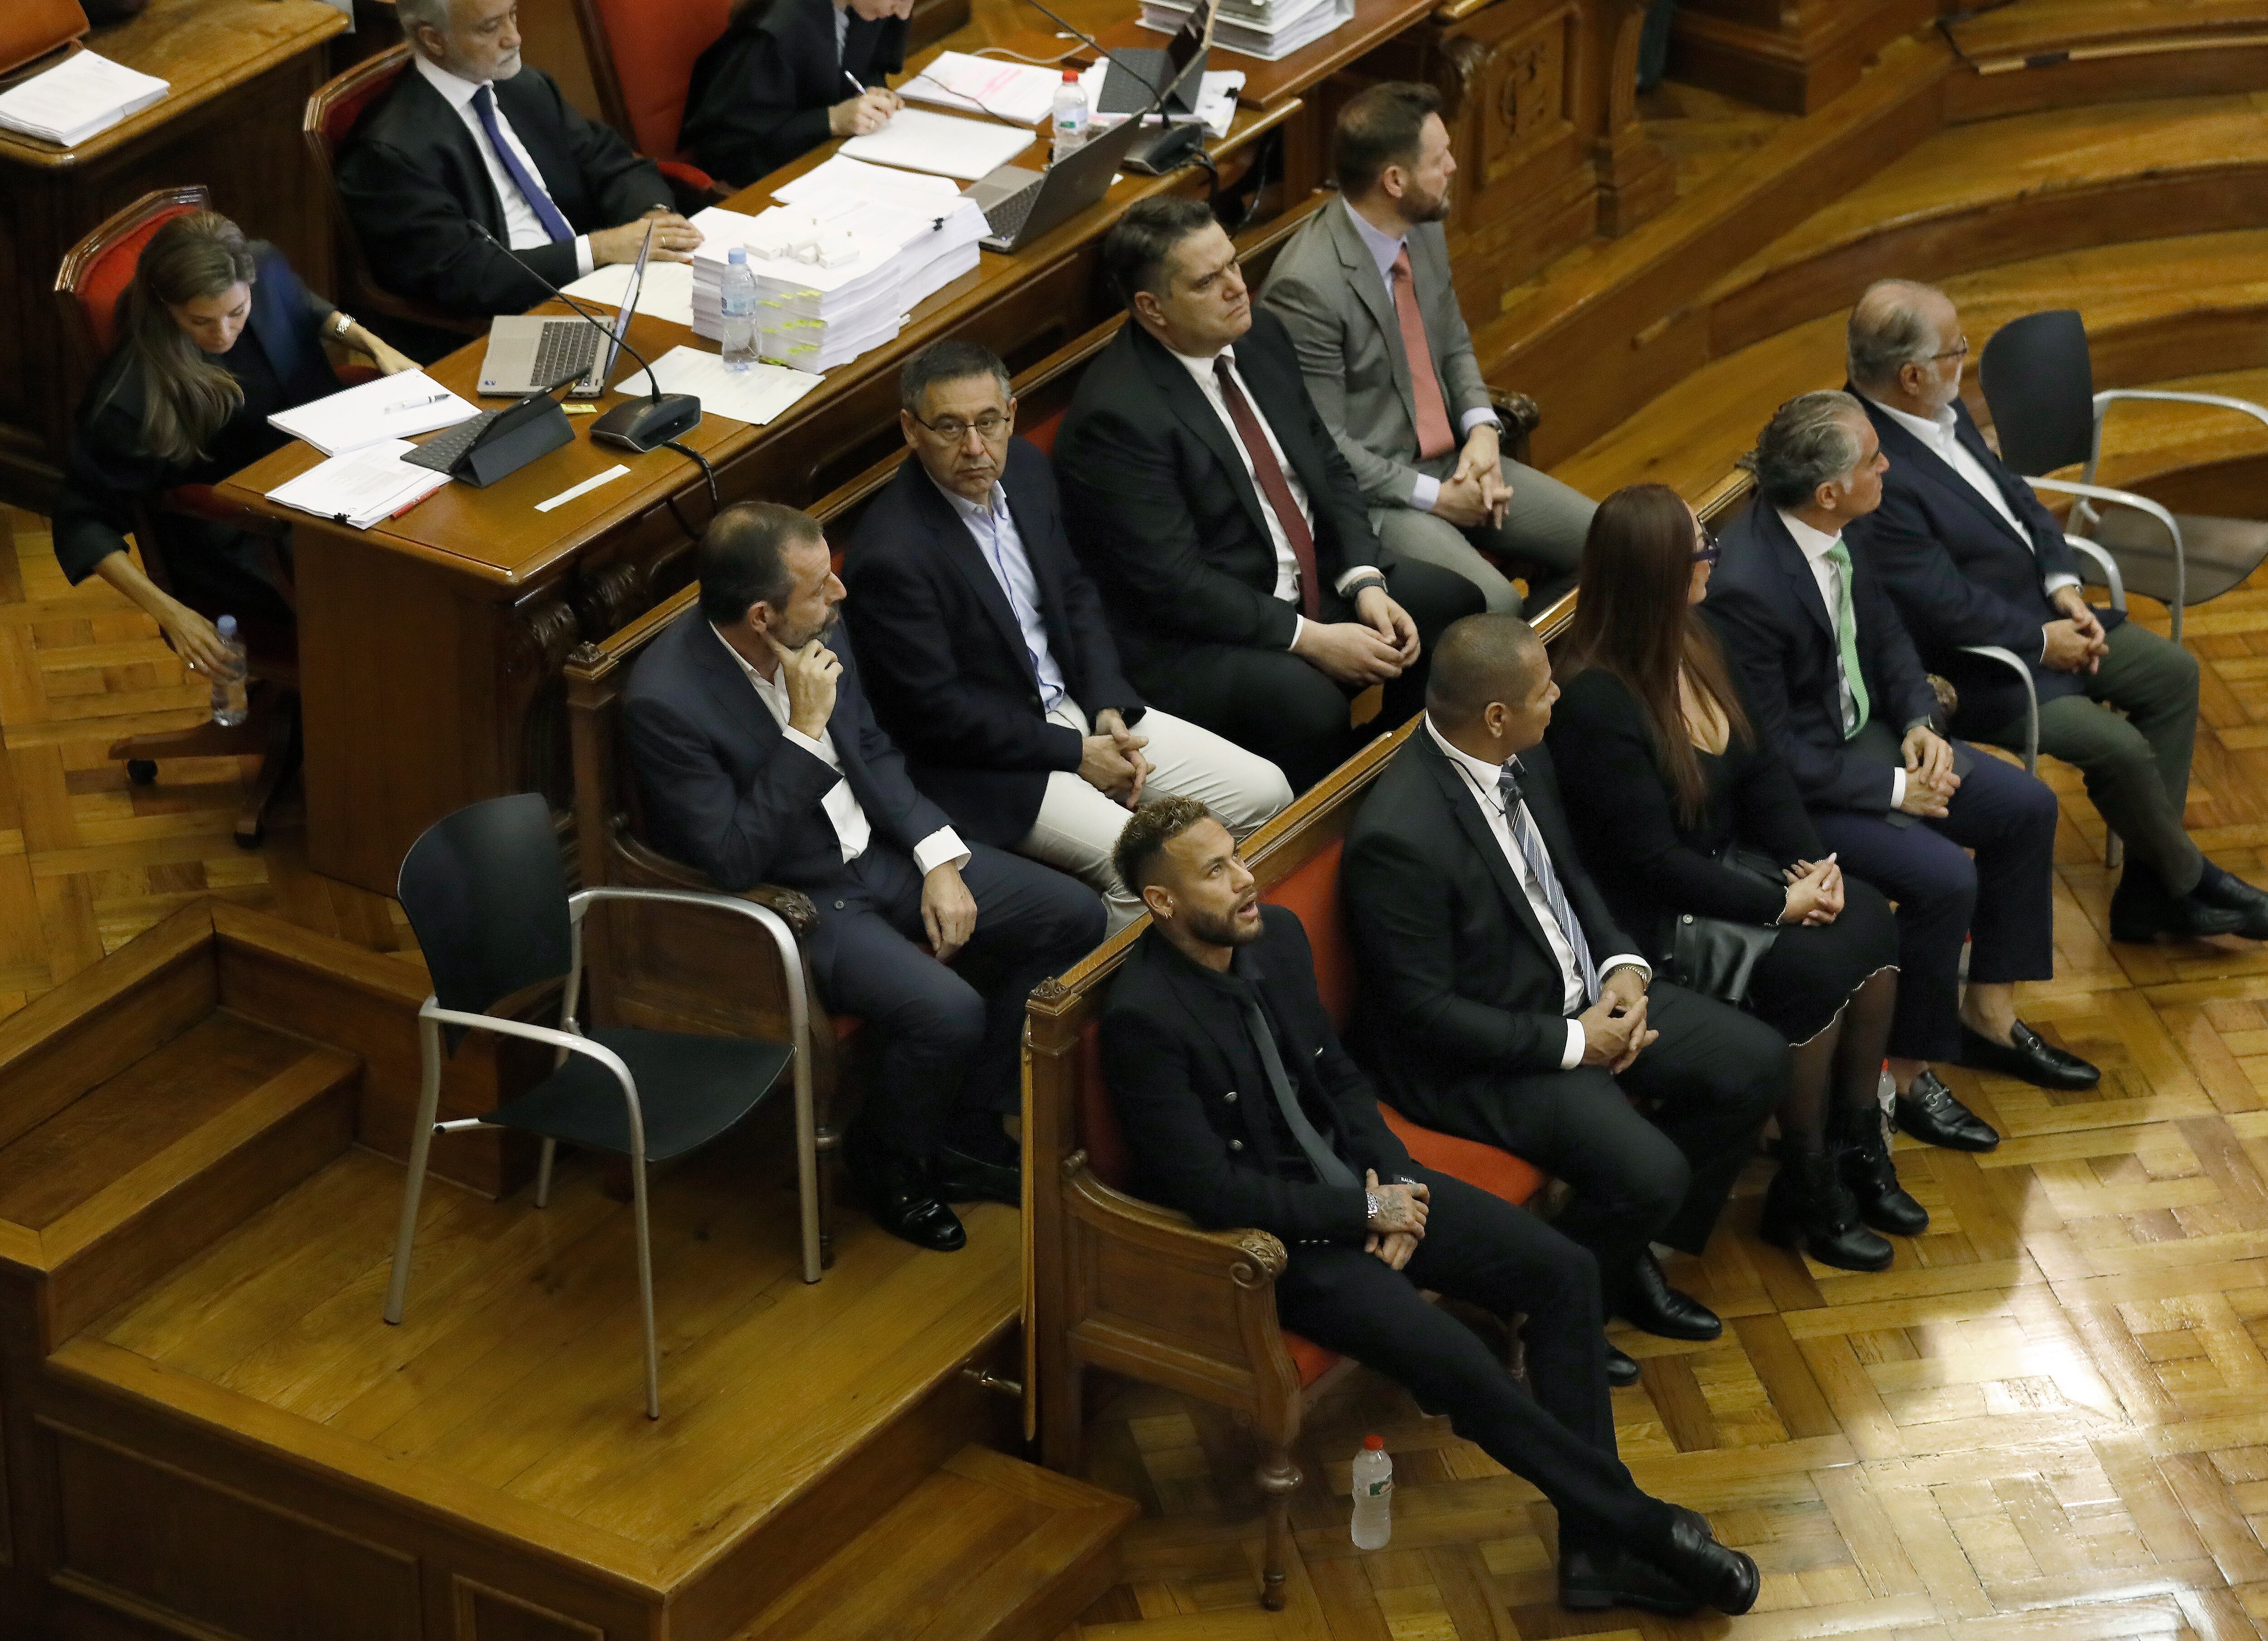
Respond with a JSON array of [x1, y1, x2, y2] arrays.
[[1344, 575, 1388, 599], [327, 310, 356, 341], [1364, 1190, 1380, 1225]]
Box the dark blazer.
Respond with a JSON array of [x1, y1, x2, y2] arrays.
[[1546, 665, 1821, 958], [1101, 905, 1414, 1244], [1342, 730, 1640, 1112], [1704, 498, 1939, 816], [844, 438, 1144, 847], [622, 606, 956, 892], [1848, 390, 2109, 732], [336, 63, 671, 318], [1054, 310, 1389, 679], [680, 0, 908, 186]]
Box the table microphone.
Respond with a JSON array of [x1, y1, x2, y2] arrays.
[[469, 221, 702, 453], [1017, 0, 1203, 174]]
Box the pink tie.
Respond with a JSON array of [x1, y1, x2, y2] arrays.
[[1391, 245, 1456, 462]]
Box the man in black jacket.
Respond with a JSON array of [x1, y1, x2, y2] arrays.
[[1708, 391, 2097, 1152], [338, 0, 704, 340], [679, 0, 911, 187], [1844, 279, 2268, 943], [1054, 196, 1485, 793], [1342, 614, 1783, 1352], [847, 338, 1291, 933], [623, 502, 1103, 1251], [1102, 797, 1758, 1620]]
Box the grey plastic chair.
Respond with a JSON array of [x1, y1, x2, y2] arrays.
[[382, 793, 819, 1419]]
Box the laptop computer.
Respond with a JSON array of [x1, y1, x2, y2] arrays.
[[967, 106, 1150, 252], [476, 225, 651, 397], [1095, 0, 1212, 118]]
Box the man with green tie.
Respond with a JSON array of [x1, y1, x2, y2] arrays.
[[1703, 391, 2094, 1156]]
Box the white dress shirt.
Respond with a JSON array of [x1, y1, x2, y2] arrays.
[[931, 474, 1069, 715], [1339, 200, 1496, 513], [1865, 394, 2082, 644], [414, 54, 596, 280], [1166, 342, 1382, 649], [1424, 717, 1649, 1070], [711, 624, 969, 876], [1779, 511, 1909, 810]]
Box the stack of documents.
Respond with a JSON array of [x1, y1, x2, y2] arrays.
[[1139, 0, 1351, 59], [686, 178, 986, 373], [266, 371, 480, 456], [900, 52, 1063, 126], [265, 441, 450, 530], [838, 105, 1039, 182], [0, 50, 169, 147]]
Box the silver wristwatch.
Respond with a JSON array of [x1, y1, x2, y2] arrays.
[[328, 310, 355, 341]]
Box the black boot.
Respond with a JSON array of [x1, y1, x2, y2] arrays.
[[1835, 1101, 1929, 1237], [1760, 1144, 1892, 1272]]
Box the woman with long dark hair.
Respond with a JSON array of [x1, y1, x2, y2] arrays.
[[53, 211, 415, 678], [1547, 483, 1925, 1270], [680, 0, 915, 188]]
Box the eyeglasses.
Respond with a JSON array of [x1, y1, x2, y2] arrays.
[[1930, 336, 1971, 362], [914, 409, 1011, 442], [1692, 529, 1721, 566]]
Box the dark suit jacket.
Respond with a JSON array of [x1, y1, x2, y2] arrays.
[[680, 0, 907, 185], [844, 439, 1144, 847], [1704, 499, 1939, 816], [1101, 905, 1413, 1244], [622, 606, 956, 892], [1848, 390, 2109, 732], [1342, 730, 1640, 1113], [1054, 309, 1389, 681], [336, 63, 671, 318]]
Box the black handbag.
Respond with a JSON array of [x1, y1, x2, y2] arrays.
[[1664, 847, 1784, 1007]]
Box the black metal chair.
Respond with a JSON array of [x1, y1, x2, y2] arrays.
[[382, 794, 818, 1420], [1980, 308, 2268, 647]]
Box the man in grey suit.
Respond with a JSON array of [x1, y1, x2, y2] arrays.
[[1261, 82, 1595, 613]]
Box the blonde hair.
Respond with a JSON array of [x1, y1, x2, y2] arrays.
[[115, 212, 258, 466]]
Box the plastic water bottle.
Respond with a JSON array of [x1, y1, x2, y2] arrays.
[[1051, 70, 1089, 166], [1350, 1434, 1392, 1549], [719, 247, 759, 373], [209, 614, 249, 727]]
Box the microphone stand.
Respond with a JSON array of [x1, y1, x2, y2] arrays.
[[1016, 0, 1206, 174]]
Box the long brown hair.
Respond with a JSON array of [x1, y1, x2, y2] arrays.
[[114, 211, 258, 466], [1555, 483, 1752, 826]]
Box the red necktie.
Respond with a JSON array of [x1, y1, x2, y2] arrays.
[[1391, 245, 1456, 462], [1213, 357, 1321, 618]]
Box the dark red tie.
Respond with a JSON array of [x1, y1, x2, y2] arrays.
[[1214, 357, 1320, 618]]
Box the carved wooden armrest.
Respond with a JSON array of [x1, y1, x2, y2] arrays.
[[1489, 390, 1540, 468], [1063, 1159, 1288, 1282], [740, 883, 819, 938], [1927, 674, 1959, 735]]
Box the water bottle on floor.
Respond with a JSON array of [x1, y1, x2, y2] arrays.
[[720, 247, 759, 373], [1350, 1434, 1392, 1549], [1051, 70, 1089, 166], [210, 614, 248, 727]]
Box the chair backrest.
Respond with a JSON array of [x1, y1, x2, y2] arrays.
[[53, 184, 210, 392], [303, 46, 421, 318], [1978, 309, 2097, 478], [398, 793, 574, 1021], [572, 0, 730, 161]]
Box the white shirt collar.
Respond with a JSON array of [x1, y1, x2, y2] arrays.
[[925, 467, 1006, 523], [710, 621, 777, 689], [1864, 392, 1957, 453], [1168, 338, 1232, 382], [1341, 197, 1408, 282], [1424, 715, 1508, 805], [1778, 509, 1845, 566], [413, 51, 490, 112]]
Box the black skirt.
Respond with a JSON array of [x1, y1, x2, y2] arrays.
[[1743, 875, 1899, 1044]]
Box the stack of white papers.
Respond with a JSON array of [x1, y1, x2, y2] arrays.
[[839, 106, 1039, 181], [266, 371, 480, 456], [900, 51, 1064, 126], [265, 441, 450, 529], [1139, 0, 1350, 59], [644, 347, 825, 428], [0, 51, 169, 147]]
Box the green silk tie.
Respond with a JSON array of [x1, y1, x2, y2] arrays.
[[1825, 540, 1872, 740]]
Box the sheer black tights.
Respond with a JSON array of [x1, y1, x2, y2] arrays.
[[1780, 967, 1898, 1153]]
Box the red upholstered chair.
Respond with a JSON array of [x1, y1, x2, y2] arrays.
[[53, 186, 304, 848], [570, 0, 735, 201], [304, 45, 487, 340]]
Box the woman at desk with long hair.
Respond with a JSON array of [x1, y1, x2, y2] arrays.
[[53, 210, 415, 677], [680, 0, 915, 187]]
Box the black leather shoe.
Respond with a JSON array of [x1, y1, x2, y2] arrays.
[[1653, 1506, 1760, 1616], [2111, 869, 2246, 943], [2195, 865, 2268, 939], [931, 1145, 1021, 1207], [1558, 1542, 1699, 1615], [851, 1150, 966, 1252], [1894, 1070, 2001, 1152], [1759, 1145, 1893, 1272], [1959, 1021, 2098, 1092], [1835, 1103, 1929, 1237], [1604, 1343, 1640, 1388], [1618, 1252, 1721, 1342]]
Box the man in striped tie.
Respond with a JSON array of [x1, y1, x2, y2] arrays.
[[1343, 614, 1786, 1381]]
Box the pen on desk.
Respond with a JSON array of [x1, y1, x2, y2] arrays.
[[386, 392, 450, 412]]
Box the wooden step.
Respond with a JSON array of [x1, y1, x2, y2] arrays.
[[735, 1445, 1135, 1641], [1943, 0, 2268, 122]]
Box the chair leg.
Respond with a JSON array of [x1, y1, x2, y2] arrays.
[[633, 1156, 661, 1420], [233, 685, 302, 849], [1257, 1442, 1301, 1612], [792, 1060, 822, 1285], [383, 1022, 445, 1325], [815, 1116, 839, 1271], [535, 1138, 557, 1208]]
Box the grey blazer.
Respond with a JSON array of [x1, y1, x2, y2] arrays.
[[1259, 197, 1493, 509]]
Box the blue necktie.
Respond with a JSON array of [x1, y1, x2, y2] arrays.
[[1496, 759, 1600, 1005], [471, 83, 574, 245]]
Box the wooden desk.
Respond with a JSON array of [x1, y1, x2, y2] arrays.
[[0, 0, 350, 507], [1091, 0, 1442, 108]]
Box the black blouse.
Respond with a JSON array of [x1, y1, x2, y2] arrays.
[[680, 0, 910, 186], [1547, 663, 1823, 956]]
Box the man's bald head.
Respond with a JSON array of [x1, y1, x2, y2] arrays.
[[1848, 279, 1959, 395], [1426, 612, 1548, 733]]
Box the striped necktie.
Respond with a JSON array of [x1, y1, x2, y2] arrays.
[[1496, 758, 1599, 1005]]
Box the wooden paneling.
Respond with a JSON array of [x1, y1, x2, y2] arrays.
[[1669, 0, 1938, 114], [452, 1577, 606, 1641]]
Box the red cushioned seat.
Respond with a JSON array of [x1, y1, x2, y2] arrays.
[[581, 0, 731, 171], [1023, 408, 1066, 457]]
